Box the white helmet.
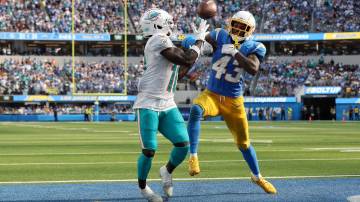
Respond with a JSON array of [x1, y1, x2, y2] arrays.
[[139, 8, 174, 38], [228, 11, 256, 42]]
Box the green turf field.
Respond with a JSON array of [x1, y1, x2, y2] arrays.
[[0, 121, 359, 182]]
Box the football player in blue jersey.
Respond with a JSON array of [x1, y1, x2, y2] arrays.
[[183, 11, 277, 194]]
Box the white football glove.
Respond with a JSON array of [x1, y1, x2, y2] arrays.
[[201, 40, 213, 55], [221, 44, 239, 57], [191, 19, 209, 41]]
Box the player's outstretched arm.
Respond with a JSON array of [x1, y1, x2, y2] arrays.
[[222, 44, 260, 76], [205, 34, 217, 51], [161, 42, 203, 67], [161, 19, 209, 67], [234, 54, 260, 76]]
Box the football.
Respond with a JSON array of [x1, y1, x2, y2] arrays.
[[197, 0, 217, 19]]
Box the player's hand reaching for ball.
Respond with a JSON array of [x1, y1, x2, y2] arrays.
[[221, 44, 239, 57], [191, 19, 209, 41]]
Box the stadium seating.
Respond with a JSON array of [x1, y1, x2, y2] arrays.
[[0, 58, 141, 95], [1, 57, 359, 97], [1, 0, 359, 33], [0, 104, 133, 115], [0, 0, 125, 33]]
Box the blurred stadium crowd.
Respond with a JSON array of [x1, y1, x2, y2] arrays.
[[0, 104, 133, 115], [0, 0, 358, 34], [1, 57, 359, 97], [0, 58, 142, 95], [0, 0, 125, 33], [0, 1, 359, 99], [253, 58, 360, 97]]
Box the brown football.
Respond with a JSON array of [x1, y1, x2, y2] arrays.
[[197, 0, 217, 19]]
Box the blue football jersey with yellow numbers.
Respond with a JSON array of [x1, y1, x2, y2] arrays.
[[207, 28, 266, 97]]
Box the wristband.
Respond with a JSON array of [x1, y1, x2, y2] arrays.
[[232, 49, 239, 57], [190, 45, 201, 56]]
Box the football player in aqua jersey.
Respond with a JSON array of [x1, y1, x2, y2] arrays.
[[133, 9, 209, 202], [182, 11, 277, 194]]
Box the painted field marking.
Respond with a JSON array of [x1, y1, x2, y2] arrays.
[[0, 158, 359, 166], [341, 150, 360, 153], [0, 138, 273, 144], [0, 152, 142, 156], [0, 174, 359, 184], [0, 140, 140, 144], [92, 130, 130, 133], [0, 136, 138, 140], [0, 123, 130, 133], [129, 133, 139, 136], [0, 148, 321, 156], [305, 148, 360, 151], [200, 139, 272, 143], [347, 195, 360, 202]]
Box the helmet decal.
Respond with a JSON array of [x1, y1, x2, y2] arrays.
[[140, 9, 174, 37], [145, 10, 160, 21]]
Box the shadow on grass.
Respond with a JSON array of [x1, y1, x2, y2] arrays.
[[8, 192, 266, 202]]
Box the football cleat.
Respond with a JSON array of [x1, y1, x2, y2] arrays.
[[251, 174, 277, 194], [140, 185, 163, 202], [159, 166, 173, 197], [188, 155, 201, 176]]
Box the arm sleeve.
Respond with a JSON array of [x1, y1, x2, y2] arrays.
[[181, 36, 213, 55], [181, 36, 196, 49], [209, 28, 221, 42], [252, 42, 267, 63]]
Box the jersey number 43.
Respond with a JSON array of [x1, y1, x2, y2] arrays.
[[212, 56, 244, 83]]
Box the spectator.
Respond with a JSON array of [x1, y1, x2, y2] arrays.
[[0, 0, 125, 34], [354, 106, 359, 121], [280, 105, 285, 120], [247, 108, 253, 121], [84, 106, 89, 121], [1, 57, 359, 97], [0, 0, 359, 34], [266, 107, 271, 120], [258, 108, 264, 121], [330, 107, 336, 121], [271, 108, 277, 121], [349, 106, 353, 120], [287, 107, 292, 120], [110, 110, 117, 121], [53, 105, 58, 122], [310, 105, 315, 120], [262, 0, 312, 33], [316, 106, 320, 120]]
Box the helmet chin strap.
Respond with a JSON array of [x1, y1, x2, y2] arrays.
[[231, 34, 241, 49]]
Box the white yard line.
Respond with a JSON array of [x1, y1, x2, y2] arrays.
[[0, 158, 359, 166], [305, 147, 360, 151], [347, 195, 360, 202], [0, 174, 359, 184], [200, 139, 273, 143], [0, 149, 320, 156], [0, 140, 140, 144], [0, 123, 130, 133], [341, 150, 360, 153], [0, 152, 141, 156]]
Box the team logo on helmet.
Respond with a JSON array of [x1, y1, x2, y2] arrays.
[[145, 10, 160, 21]]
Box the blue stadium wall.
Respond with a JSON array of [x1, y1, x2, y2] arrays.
[[180, 97, 301, 121], [335, 98, 360, 120], [0, 114, 135, 122], [1, 96, 359, 122]]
